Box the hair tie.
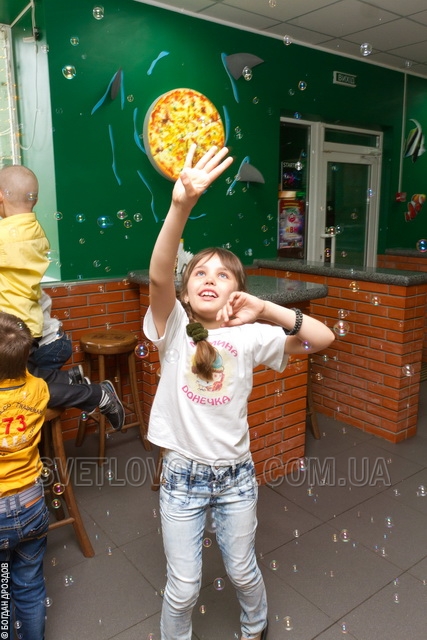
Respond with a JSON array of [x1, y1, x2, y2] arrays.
[[186, 322, 209, 342]]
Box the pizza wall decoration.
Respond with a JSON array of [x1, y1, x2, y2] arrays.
[[143, 88, 225, 181]]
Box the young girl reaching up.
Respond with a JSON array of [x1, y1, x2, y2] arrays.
[[143, 145, 335, 640]]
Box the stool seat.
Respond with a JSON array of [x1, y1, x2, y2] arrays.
[[80, 330, 138, 355], [76, 329, 150, 462]]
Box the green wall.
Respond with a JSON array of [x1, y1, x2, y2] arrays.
[[16, 0, 427, 280]]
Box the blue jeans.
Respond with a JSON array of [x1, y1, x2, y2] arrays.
[[28, 333, 72, 370], [159, 451, 267, 640], [0, 493, 49, 640]]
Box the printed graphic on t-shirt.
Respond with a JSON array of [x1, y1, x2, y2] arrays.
[[182, 339, 238, 407], [0, 400, 43, 453]]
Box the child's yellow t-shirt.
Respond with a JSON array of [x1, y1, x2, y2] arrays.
[[0, 372, 49, 496]]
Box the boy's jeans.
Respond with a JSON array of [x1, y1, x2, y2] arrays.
[[0, 490, 49, 640], [159, 450, 267, 640]]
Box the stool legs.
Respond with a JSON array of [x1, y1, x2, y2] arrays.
[[45, 416, 95, 558], [307, 371, 321, 439], [76, 351, 151, 462], [127, 351, 151, 451]]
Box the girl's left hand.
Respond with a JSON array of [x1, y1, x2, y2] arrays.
[[216, 291, 265, 326]]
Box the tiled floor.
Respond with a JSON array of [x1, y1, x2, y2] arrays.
[[44, 381, 427, 640]]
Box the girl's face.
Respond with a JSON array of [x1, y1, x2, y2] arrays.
[[185, 253, 238, 327]]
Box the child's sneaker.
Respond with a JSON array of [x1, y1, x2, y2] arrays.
[[68, 365, 90, 385], [99, 380, 125, 431]]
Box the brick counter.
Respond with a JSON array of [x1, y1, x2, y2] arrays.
[[251, 260, 427, 443]]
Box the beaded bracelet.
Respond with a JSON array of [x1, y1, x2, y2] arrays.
[[283, 308, 303, 336]]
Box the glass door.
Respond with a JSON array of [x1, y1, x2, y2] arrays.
[[322, 154, 378, 266]]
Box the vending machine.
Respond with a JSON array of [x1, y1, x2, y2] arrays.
[[278, 122, 308, 259]]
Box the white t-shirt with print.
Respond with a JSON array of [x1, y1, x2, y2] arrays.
[[143, 300, 288, 465]]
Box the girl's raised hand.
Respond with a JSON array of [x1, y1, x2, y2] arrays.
[[172, 145, 233, 206]]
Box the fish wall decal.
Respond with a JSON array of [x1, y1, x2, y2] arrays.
[[404, 119, 426, 163]]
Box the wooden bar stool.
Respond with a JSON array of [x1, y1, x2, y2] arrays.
[[43, 408, 95, 558], [76, 329, 151, 463]]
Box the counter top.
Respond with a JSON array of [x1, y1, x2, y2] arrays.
[[253, 259, 427, 286], [128, 270, 328, 305], [385, 248, 427, 259]]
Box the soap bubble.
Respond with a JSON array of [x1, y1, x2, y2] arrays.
[[284, 616, 293, 630], [283, 35, 292, 45], [293, 112, 302, 119], [93, 6, 104, 19], [76, 213, 85, 223], [203, 537, 212, 548], [360, 42, 372, 56], [78, 238, 85, 245], [53, 483, 65, 495], [62, 65, 76, 80], [51, 499, 61, 509], [416, 239, 427, 252], [44, 597, 53, 607], [269, 0, 276, 6], [134, 343, 149, 359], [270, 560, 279, 570], [350, 211, 358, 220], [213, 577, 225, 591], [402, 364, 414, 376], [134, 213, 143, 222], [252, 97, 259, 104], [242, 66, 252, 81], [385, 516, 394, 528], [349, 281, 359, 291], [63, 574, 74, 587], [340, 528, 350, 542], [97, 216, 113, 229], [338, 309, 348, 319], [93, 260, 101, 268], [54, 211, 63, 220], [70, 36, 79, 46], [46, 250, 59, 263], [199, 605, 207, 614], [417, 485, 427, 497], [165, 348, 179, 364], [371, 295, 380, 306], [298, 80, 307, 91], [333, 320, 349, 337], [124, 220, 132, 229], [105, 469, 114, 481], [117, 209, 127, 220]]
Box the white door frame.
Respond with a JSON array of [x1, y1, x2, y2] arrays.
[[280, 119, 382, 268]]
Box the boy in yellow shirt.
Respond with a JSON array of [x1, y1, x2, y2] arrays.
[[0, 311, 50, 640], [0, 165, 125, 431]]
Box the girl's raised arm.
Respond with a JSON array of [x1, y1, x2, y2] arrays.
[[148, 145, 233, 338]]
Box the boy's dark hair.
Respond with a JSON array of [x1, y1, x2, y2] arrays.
[[0, 312, 33, 380]]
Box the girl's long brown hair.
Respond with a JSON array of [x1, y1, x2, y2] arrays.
[[179, 248, 247, 380]]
